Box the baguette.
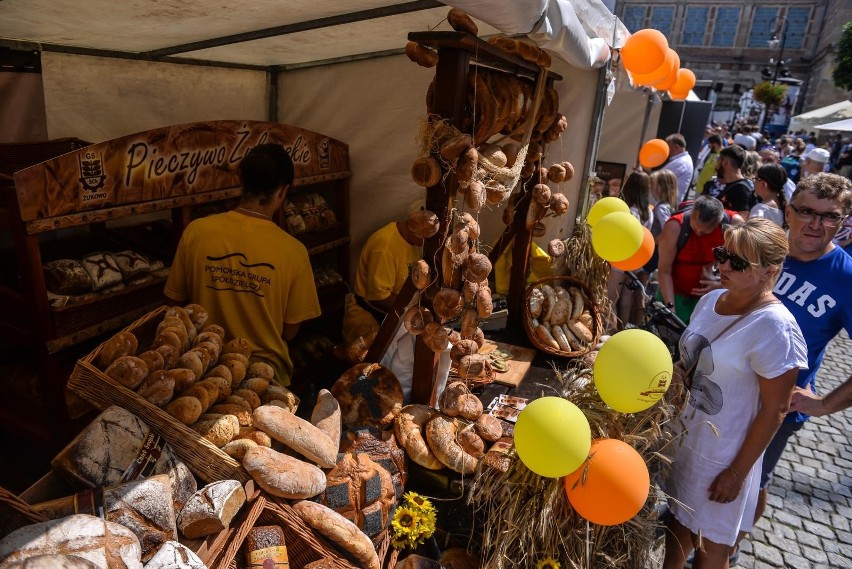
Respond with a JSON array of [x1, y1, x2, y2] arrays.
[[535, 324, 560, 351], [242, 446, 325, 499], [292, 501, 379, 569]]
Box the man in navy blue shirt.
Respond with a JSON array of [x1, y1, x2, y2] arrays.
[[751, 172, 852, 538]]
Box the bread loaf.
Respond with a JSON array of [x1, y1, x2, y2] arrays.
[[0, 555, 99, 568], [310, 389, 341, 448], [104, 356, 149, 389], [292, 501, 379, 569], [425, 415, 479, 474], [177, 480, 246, 539], [244, 526, 288, 568], [253, 405, 336, 467], [96, 332, 138, 369], [0, 514, 142, 569], [242, 446, 326, 499], [142, 541, 206, 569], [393, 405, 443, 470], [330, 363, 403, 429], [51, 406, 197, 510], [339, 427, 407, 501]]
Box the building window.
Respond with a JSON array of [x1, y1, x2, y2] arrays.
[[682, 7, 708, 46], [785, 7, 811, 50], [748, 7, 779, 48], [650, 6, 674, 39], [623, 6, 646, 32], [711, 7, 741, 47]]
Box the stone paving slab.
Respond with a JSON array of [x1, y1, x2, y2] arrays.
[[731, 330, 852, 569]]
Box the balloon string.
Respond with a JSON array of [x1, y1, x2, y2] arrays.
[[585, 519, 590, 568]]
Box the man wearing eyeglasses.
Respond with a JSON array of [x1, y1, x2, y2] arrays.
[[750, 172, 852, 540]]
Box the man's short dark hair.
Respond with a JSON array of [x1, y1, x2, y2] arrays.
[[708, 134, 723, 147], [666, 133, 686, 148], [693, 195, 725, 224], [239, 144, 295, 199], [719, 145, 746, 170], [792, 173, 852, 215]]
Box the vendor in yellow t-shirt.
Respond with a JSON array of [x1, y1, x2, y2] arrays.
[[342, 211, 425, 344], [165, 144, 321, 387]]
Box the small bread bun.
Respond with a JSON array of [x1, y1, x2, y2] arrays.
[[407, 210, 440, 240], [136, 370, 175, 407], [155, 344, 180, 370], [166, 368, 198, 392], [433, 288, 463, 322], [137, 350, 164, 375], [447, 8, 478, 35], [97, 331, 139, 369], [222, 338, 251, 358], [411, 157, 442, 188], [183, 303, 209, 332], [248, 362, 274, 381], [405, 41, 439, 68], [104, 356, 149, 389], [201, 323, 226, 339], [166, 396, 203, 425]]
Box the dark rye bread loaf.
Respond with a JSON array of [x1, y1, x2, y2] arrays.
[[51, 406, 197, 510]]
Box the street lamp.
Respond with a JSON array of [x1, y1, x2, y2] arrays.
[[758, 17, 791, 131]]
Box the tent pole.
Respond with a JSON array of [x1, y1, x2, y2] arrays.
[[267, 67, 279, 123], [577, 59, 612, 223]]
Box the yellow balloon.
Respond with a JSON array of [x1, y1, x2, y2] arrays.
[[587, 196, 630, 227], [593, 329, 673, 413], [514, 396, 591, 478], [591, 211, 644, 262]]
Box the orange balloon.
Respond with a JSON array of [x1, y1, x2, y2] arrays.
[[670, 69, 696, 96], [611, 226, 654, 271], [639, 139, 669, 169], [621, 29, 669, 75], [631, 48, 677, 87], [564, 438, 650, 526], [654, 50, 681, 91]]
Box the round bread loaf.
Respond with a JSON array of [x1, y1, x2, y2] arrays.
[[143, 541, 206, 569], [315, 452, 396, 538], [96, 331, 138, 369], [331, 363, 403, 429], [177, 480, 246, 539], [104, 356, 149, 389], [243, 446, 326, 499], [1, 555, 100, 568]]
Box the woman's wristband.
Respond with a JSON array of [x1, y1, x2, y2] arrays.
[[728, 465, 741, 482]]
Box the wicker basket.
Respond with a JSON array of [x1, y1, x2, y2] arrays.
[[522, 275, 602, 358], [66, 305, 249, 484], [209, 495, 398, 569], [0, 486, 48, 539]]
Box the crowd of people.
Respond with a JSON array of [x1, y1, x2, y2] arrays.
[[598, 125, 852, 568]]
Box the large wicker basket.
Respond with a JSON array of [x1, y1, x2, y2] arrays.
[[66, 305, 249, 484], [209, 495, 398, 569], [522, 275, 601, 358]]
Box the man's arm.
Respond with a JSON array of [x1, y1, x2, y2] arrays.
[[283, 322, 301, 342], [789, 374, 852, 416], [656, 220, 680, 307]]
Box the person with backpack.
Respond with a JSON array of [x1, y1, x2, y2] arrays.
[[715, 145, 757, 220], [656, 196, 744, 323]]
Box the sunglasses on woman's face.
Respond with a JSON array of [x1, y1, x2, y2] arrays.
[[713, 246, 751, 272]]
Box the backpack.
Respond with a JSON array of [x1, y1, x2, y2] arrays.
[[674, 204, 732, 253]]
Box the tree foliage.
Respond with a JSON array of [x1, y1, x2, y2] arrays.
[[834, 21, 852, 91]]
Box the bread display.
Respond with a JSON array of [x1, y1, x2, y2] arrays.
[[292, 501, 380, 569], [0, 514, 142, 569], [43, 259, 93, 296], [177, 479, 246, 539], [525, 282, 598, 355], [51, 406, 197, 511]]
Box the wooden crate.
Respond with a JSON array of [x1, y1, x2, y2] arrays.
[[209, 495, 398, 569], [66, 305, 249, 484]]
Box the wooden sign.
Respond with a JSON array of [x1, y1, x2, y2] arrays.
[[13, 121, 349, 223]]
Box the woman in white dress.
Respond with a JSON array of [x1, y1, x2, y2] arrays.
[[663, 218, 807, 569], [749, 163, 788, 228]]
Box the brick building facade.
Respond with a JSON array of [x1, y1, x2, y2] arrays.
[[614, 0, 851, 120]]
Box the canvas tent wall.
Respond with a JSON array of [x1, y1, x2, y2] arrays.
[[0, 0, 637, 270]]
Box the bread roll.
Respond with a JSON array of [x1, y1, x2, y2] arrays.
[[222, 438, 257, 460], [136, 370, 175, 407], [231, 389, 261, 409], [223, 338, 251, 358], [253, 405, 336, 467], [188, 346, 213, 372], [142, 541, 206, 569], [405, 41, 439, 68], [191, 378, 220, 405], [208, 404, 252, 427], [192, 414, 239, 447], [457, 428, 485, 458], [165, 396, 203, 425], [164, 306, 197, 344], [175, 351, 204, 381], [425, 415, 478, 474], [202, 375, 232, 400], [241, 377, 270, 395], [242, 446, 326, 499], [136, 350, 164, 375], [262, 385, 298, 411], [235, 426, 272, 448], [411, 156, 441, 188], [223, 395, 253, 413], [180, 385, 210, 412], [104, 356, 149, 389], [220, 359, 247, 385], [177, 480, 246, 539], [475, 413, 503, 442], [206, 364, 232, 384], [219, 351, 249, 367], [154, 345, 179, 370], [183, 304, 209, 332], [96, 331, 138, 369], [0, 514, 142, 569]]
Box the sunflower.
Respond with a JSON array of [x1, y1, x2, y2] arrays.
[[403, 491, 436, 516], [536, 558, 560, 569], [391, 534, 412, 550], [391, 506, 424, 539]]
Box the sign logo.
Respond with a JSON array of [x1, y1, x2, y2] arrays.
[[78, 152, 108, 204]]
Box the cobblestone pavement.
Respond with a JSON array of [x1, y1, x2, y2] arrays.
[[734, 330, 852, 569]]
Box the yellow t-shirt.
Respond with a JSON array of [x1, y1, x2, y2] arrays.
[[164, 211, 321, 385], [354, 222, 421, 302]]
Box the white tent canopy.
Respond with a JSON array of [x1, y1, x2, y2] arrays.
[[814, 118, 852, 132], [789, 100, 852, 133]]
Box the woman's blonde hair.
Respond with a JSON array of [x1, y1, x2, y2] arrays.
[[650, 169, 678, 207], [742, 151, 762, 179], [725, 218, 788, 281]]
